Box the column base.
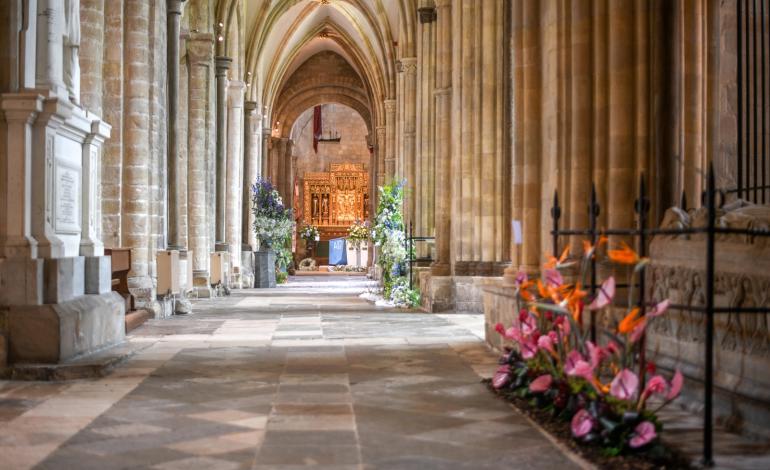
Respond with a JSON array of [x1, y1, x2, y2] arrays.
[[5, 291, 126, 364], [192, 270, 212, 298], [0, 258, 44, 306], [85, 256, 112, 294], [44, 257, 85, 304], [215, 242, 229, 252], [430, 262, 451, 276]]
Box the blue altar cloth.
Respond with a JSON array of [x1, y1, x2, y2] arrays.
[[328, 238, 348, 265]]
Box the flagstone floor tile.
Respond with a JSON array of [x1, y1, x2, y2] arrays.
[[1, 276, 585, 470]]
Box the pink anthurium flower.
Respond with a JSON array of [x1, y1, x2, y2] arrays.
[[642, 375, 668, 399], [520, 337, 538, 360], [521, 314, 538, 336], [588, 276, 615, 310], [629, 318, 648, 343], [648, 299, 671, 318], [570, 360, 595, 381], [529, 374, 553, 393], [571, 409, 594, 438], [515, 270, 528, 286], [667, 369, 684, 400], [565, 350, 584, 375], [537, 335, 556, 355], [544, 268, 563, 288], [492, 365, 511, 389], [610, 369, 639, 401], [586, 341, 606, 369], [505, 326, 522, 343], [629, 421, 657, 448]]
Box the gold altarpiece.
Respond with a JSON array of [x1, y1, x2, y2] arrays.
[[303, 163, 369, 239]]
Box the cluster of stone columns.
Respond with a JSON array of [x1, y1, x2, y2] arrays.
[[507, 0, 727, 273]]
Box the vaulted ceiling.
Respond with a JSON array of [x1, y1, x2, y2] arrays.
[[217, 0, 415, 130]]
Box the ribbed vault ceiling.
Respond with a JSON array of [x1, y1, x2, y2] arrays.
[[232, 0, 411, 129]]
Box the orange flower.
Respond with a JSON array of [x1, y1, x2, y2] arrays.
[[608, 241, 639, 265], [566, 283, 588, 322], [544, 245, 571, 269], [537, 279, 549, 298], [583, 236, 608, 257], [618, 307, 644, 334]]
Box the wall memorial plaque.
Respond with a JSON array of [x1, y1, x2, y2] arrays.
[[54, 162, 81, 234]]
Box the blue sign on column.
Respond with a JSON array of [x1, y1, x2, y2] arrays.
[[328, 238, 347, 265]]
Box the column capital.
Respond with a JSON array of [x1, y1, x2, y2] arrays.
[[244, 101, 258, 112], [435, 0, 451, 9], [397, 57, 417, 74], [215, 56, 232, 75], [417, 6, 436, 24], [186, 33, 214, 63], [167, 0, 186, 15]]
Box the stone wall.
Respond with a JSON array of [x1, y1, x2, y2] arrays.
[[292, 104, 370, 175]]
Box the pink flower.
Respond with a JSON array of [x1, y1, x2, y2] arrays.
[[629, 318, 647, 343], [629, 421, 657, 448], [648, 299, 671, 318], [537, 335, 556, 355], [492, 365, 511, 389], [515, 270, 528, 286], [586, 341, 606, 369], [571, 409, 594, 438], [610, 369, 639, 401], [520, 337, 538, 359], [529, 374, 553, 393], [544, 269, 563, 288], [494, 323, 506, 336], [521, 314, 537, 336], [606, 341, 621, 355], [565, 350, 584, 375], [588, 276, 615, 310], [504, 326, 522, 342], [642, 375, 668, 399], [667, 369, 684, 400], [570, 360, 595, 381]]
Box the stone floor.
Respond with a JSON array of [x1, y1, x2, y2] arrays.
[[0, 276, 584, 470]]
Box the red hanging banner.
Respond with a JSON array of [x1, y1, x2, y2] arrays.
[[313, 105, 322, 153]]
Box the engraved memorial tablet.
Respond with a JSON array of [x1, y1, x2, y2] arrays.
[[54, 163, 81, 233]]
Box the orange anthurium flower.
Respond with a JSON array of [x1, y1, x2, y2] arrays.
[[544, 245, 571, 269], [618, 307, 644, 334], [608, 241, 639, 265], [537, 279, 549, 298]]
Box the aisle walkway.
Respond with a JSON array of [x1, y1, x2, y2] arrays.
[[0, 277, 581, 470]]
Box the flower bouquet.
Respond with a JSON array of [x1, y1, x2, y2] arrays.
[[299, 224, 320, 243], [490, 239, 683, 459], [252, 177, 294, 250], [347, 220, 370, 249]]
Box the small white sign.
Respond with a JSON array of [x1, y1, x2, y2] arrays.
[[512, 220, 523, 245]]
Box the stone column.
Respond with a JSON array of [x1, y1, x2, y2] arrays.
[[214, 56, 231, 251], [186, 33, 214, 290], [80, 120, 111, 256], [376, 126, 386, 186], [166, 0, 185, 250], [416, 5, 436, 241], [432, 0, 452, 276], [261, 126, 271, 180], [79, 0, 104, 115], [384, 99, 396, 178], [225, 80, 245, 278], [101, 0, 124, 249], [35, 0, 68, 97], [123, 0, 152, 289], [0, 95, 43, 259], [242, 101, 259, 250], [400, 57, 417, 226]]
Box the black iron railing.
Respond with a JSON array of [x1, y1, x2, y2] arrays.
[[405, 221, 435, 290], [550, 164, 770, 467]]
